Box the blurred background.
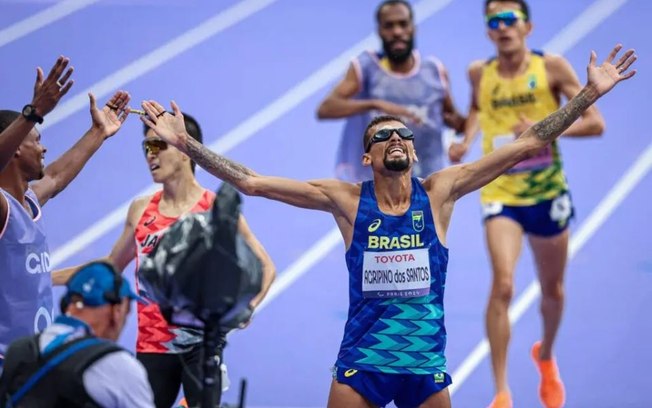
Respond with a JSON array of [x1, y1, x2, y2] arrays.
[[2, 0, 650, 406]]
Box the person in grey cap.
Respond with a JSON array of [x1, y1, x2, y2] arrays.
[[0, 260, 154, 408]]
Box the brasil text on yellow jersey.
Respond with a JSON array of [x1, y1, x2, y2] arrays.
[[478, 51, 568, 206]]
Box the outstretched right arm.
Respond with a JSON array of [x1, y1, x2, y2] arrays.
[[184, 138, 344, 211], [0, 57, 73, 233], [315, 62, 421, 122], [0, 56, 74, 172], [140, 101, 354, 214], [433, 44, 637, 202], [316, 63, 367, 119]]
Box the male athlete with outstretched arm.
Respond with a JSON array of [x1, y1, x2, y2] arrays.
[[139, 44, 635, 408]]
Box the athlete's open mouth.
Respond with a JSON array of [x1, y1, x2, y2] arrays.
[[386, 145, 406, 156]]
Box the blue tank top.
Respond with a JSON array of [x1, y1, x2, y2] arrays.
[[336, 50, 449, 182], [0, 188, 54, 355], [336, 178, 449, 375]]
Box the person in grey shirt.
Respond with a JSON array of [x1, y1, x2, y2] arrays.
[[0, 55, 131, 358], [0, 260, 154, 408], [317, 0, 466, 182]]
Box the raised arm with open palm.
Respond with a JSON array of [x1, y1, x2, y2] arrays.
[[446, 43, 637, 200]]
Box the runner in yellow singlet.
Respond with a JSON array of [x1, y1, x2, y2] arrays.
[[448, 1, 607, 407]]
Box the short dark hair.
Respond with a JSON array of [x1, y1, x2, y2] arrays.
[[484, 0, 530, 21], [375, 0, 414, 24], [0, 110, 20, 134], [143, 112, 203, 173], [363, 114, 407, 150]]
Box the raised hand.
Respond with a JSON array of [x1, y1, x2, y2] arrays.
[[448, 142, 468, 163], [31, 56, 75, 117], [89, 91, 130, 139], [140, 100, 188, 150], [588, 44, 637, 96]]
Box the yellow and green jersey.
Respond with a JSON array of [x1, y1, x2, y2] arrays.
[[478, 51, 568, 206]]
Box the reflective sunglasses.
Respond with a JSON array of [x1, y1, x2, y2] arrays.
[[142, 138, 168, 155], [365, 127, 414, 153], [485, 10, 526, 30]]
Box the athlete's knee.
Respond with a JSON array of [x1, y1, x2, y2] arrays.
[[540, 280, 564, 301], [490, 278, 514, 305]]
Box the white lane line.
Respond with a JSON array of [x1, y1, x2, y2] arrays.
[[449, 0, 632, 393], [449, 128, 649, 393], [256, 227, 341, 313], [49, 0, 455, 268], [41, 0, 280, 132], [0, 0, 99, 48]]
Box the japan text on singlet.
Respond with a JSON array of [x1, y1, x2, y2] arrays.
[[336, 178, 449, 375], [478, 51, 568, 206], [134, 189, 214, 353]]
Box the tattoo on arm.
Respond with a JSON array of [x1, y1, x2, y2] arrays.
[[531, 85, 599, 143], [185, 137, 255, 183]]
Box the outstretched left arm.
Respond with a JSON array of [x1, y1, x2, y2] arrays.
[[430, 44, 637, 201], [547, 54, 605, 137]]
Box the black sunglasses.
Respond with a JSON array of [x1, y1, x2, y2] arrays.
[[365, 127, 414, 152], [142, 138, 168, 155]]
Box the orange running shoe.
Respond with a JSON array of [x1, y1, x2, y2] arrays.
[[531, 341, 566, 408], [487, 391, 513, 408]]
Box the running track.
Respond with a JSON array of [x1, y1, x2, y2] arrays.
[[2, 1, 650, 406]]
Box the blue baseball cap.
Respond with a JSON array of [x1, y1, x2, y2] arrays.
[[62, 261, 145, 308]]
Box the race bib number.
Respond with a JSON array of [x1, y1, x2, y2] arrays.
[[482, 202, 504, 217], [549, 193, 572, 227], [362, 248, 431, 298], [493, 134, 553, 174]]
